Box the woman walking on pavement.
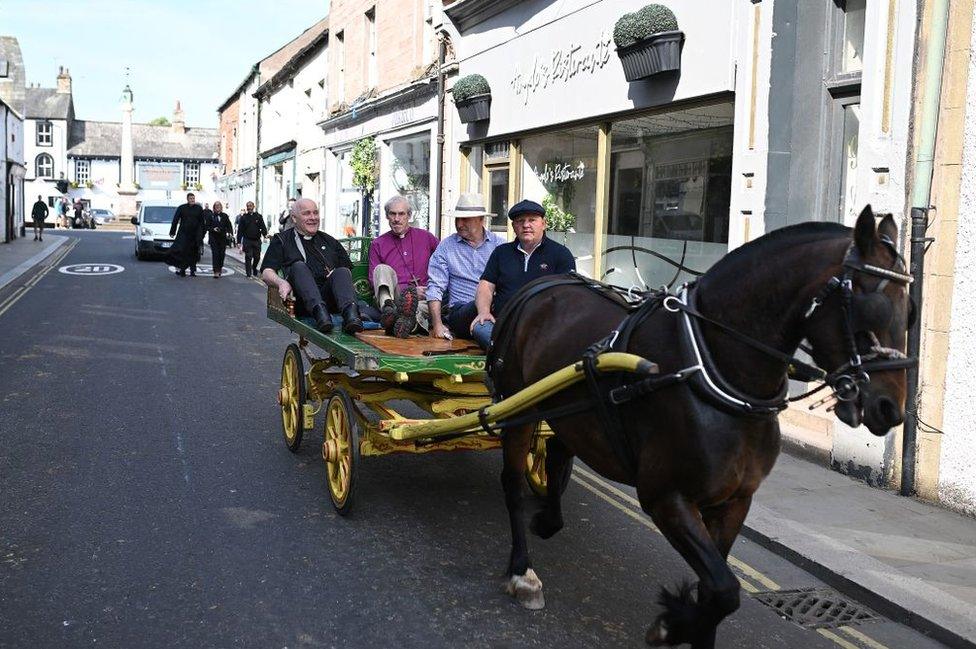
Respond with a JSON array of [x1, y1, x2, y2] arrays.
[[206, 201, 234, 277]]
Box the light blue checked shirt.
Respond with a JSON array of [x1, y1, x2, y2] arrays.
[[426, 229, 505, 307]]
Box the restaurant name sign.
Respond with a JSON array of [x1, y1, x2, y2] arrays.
[[511, 31, 614, 105]]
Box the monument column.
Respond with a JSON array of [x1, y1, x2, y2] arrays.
[[118, 84, 138, 215]]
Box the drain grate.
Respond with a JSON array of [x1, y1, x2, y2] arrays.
[[753, 588, 879, 629]]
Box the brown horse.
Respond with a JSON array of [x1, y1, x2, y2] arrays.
[[489, 206, 914, 648]]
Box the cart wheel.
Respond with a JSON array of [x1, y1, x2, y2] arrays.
[[279, 343, 306, 452], [525, 431, 548, 498], [322, 388, 360, 515]]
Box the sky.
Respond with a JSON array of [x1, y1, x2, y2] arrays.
[[2, 0, 330, 128]]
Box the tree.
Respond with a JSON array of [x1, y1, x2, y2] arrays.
[[149, 116, 171, 126]]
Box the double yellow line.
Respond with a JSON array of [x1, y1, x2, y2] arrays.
[[0, 239, 77, 319], [570, 465, 890, 649]]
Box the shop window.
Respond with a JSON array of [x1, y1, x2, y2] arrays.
[[35, 153, 54, 178], [837, 100, 861, 223], [76, 159, 90, 184], [336, 149, 362, 237], [607, 103, 734, 289], [826, 1, 863, 222], [834, 0, 866, 75], [521, 127, 599, 276], [36, 121, 53, 146], [386, 132, 431, 231]]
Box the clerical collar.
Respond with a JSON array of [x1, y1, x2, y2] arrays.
[[301, 234, 313, 240]]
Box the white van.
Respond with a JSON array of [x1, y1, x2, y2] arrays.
[[131, 202, 179, 260]]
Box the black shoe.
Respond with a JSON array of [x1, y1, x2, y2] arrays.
[[380, 299, 397, 334], [341, 303, 364, 335], [176, 269, 186, 277], [312, 304, 333, 333]]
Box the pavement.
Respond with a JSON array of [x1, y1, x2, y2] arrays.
[[747, 453, 976, 649], [0, 230, 972, 648], [0, 231, 70, 292]]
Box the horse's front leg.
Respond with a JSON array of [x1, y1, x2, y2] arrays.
[[501, 423, 545, 609], [531, 434, 574, 539], [642, 493, 741, 649]]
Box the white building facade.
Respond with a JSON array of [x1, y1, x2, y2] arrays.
[[1, 96, 26, 242], [444, 0, 922, 486]]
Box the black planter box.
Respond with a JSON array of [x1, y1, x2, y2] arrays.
[[617, 30, 684, 81], [456, 94, 491, 123]]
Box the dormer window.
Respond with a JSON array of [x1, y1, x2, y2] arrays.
[[37, 121, 53, 146]]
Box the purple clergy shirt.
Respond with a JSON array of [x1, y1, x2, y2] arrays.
[[367, 227, 440, 291]]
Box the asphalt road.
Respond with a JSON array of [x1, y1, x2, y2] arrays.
[[0, 232, 949, 649]]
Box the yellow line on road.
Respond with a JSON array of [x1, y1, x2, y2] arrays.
[[573, 466, 781, 591], [839, 626, 889, 649], [817, 628, 864, 649], [0, 239, 76, 319]]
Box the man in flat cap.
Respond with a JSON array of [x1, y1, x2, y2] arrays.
[[470, 198, 575, 349]]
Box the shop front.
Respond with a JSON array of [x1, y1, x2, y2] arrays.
[[449, 0, 753, 286]]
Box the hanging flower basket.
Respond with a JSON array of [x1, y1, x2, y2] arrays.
[[456, 94, 492, 123], [613, 4, 684, 81], [453, 74, 492, 124]]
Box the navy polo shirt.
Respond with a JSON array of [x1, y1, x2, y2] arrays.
[[481, 235, 576, 313]]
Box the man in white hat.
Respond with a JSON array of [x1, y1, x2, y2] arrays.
[[426, 193, 505, 347]]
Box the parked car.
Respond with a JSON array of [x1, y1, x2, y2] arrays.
[[132, 202, 178, 260], [90, 208, 115, 225]]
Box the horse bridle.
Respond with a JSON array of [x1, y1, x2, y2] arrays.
[[802, 235, 917, 405]]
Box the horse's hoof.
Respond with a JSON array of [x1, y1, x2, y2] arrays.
[[505, 568, 545, 610], [530, 511, 563, 539], [645, 620, 669, 646]]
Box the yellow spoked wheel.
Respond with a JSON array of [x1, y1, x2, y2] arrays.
[[279, 344, 306, 453], [322, 388, 360, 515], [525, 430, 548, 498]]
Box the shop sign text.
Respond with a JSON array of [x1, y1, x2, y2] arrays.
[[511, 31, 613, 105], [536, 161, 586, 185]]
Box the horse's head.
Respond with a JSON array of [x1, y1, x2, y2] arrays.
[[803, 205, 916, 436]]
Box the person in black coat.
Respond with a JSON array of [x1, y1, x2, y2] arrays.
[[237, 200, 268, 277], [167, 192, 206, 276], [31, 195, 48, 241], [206, 200, 234, 278]]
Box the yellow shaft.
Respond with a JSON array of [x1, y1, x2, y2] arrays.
[[388, 352, 656, 441]]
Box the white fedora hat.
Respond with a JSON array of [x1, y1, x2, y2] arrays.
[[444, 192, 494, 219]]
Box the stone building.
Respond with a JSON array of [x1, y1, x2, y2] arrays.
[[23, 68, 218, 218]]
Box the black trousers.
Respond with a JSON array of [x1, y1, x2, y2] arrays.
[[210, 243, 226, 272], [287, 263, 356, 315], [242, 238, 261, 276]]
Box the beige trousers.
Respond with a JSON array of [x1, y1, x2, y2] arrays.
[[372, 264, 429, 331]]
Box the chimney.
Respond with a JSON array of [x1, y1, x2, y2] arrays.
[[56, 66, 71, 94], [172, 99, 185, 134]]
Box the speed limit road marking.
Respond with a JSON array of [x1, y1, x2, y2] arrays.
[[58, 263, 125, 276]]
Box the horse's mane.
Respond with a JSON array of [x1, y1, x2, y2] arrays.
[[701, 221, 851, 287]]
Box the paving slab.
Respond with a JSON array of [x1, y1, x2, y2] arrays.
[[0, 234, 70, 292]]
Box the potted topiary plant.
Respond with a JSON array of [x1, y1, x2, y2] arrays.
[[452, 74, 491, 124], [613, 4, 684, 81]]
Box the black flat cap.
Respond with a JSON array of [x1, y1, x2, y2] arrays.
[[508, 199, 546, 220]]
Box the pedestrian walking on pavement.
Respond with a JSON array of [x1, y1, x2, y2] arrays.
[[31, 195, 48, 241], [167, 192, 206, 277], [206, 201, 234, 277], [237, 201, 267, 278], [72, 200, 84, 229]]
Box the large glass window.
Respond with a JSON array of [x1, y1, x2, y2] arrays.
[[520, 127, 599, 276], [336, 149, 362, 237], [607, 103, 734, 289], [386, 132, 431, 231], [839, 102, 861, 222], [35, 153, 54, 178]]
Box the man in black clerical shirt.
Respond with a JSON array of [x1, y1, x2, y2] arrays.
[[260, 198, 363, 334]]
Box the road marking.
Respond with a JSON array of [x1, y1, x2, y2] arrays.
[[166, 264, 235, 276], [58, 263, 124, 275], [572, 466, 780, 591], [817, 628, 863, 649], [0, 240, 76, 318], [839, 626, 889, 649]]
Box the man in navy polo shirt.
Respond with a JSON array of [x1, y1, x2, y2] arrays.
[[471, 199, 575, 349]]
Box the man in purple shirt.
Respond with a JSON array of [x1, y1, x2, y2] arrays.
[[368, 195, 439, 337], [426, 193, 504, 348]]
